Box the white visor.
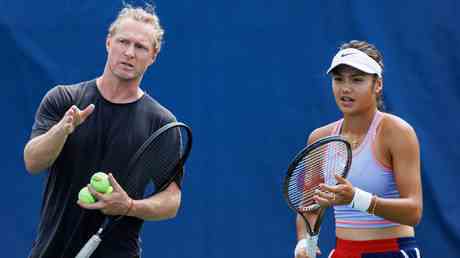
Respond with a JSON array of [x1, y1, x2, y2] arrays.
[[326, 48, 382, 78]]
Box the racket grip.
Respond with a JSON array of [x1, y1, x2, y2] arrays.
[[305, 235, 319, 258], [75, 233, 102, 258]]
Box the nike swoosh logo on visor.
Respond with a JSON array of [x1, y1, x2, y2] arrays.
[[341, 53, 355, 57]]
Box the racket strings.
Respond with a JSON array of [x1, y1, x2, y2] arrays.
[[124, 127, 189, 197], [287, 147, 330, 204], [287, 157, 326, 204], [287, 142, 349, 210]]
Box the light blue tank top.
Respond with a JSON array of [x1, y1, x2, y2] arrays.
[[333, 111, 400, 228]]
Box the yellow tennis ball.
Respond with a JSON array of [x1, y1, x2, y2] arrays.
[[78, 187, 96, 204], [106, 186, 113, 195], [90, 172, 111, 193]]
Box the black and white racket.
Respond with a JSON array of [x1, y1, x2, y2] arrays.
[[282, 136, 351, 258], [75, 121, 193, 258]]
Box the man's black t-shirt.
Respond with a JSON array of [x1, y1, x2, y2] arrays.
[[28, 79, 180, 258]]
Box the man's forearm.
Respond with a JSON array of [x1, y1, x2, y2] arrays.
[[24, 123, 68, 174], [128, 184, 181, 221]]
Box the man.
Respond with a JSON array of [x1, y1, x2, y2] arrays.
[[24, 5, 182, 258]]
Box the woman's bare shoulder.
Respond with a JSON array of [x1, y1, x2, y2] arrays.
[[308, 121, 340, 144], [380, 113, 416, 135]]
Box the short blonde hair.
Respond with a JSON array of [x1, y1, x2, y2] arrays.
[[108, 4, 164, 53]]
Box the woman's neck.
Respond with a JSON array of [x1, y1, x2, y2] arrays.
[[340, 108, 377, 149], [341, 108, 377, 135]]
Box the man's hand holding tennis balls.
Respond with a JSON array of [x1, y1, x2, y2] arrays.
[[78, 172, 133, 216], [78, 172, 112, 204]]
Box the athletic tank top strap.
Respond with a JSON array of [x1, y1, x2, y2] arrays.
[[332, 119, 343, 136], [370, 111, 383, 141]]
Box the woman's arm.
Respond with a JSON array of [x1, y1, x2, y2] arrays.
[[371, 117, 423, 226]]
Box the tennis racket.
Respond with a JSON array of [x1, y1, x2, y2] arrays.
[[283, 136, 351, 258], [75, 121, 193, 258]]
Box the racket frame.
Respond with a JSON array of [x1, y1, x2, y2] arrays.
[[283, 136, 352, 258]]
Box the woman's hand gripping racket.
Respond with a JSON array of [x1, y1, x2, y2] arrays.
[[75, 122, 192, 258], [283, 136, 351, 258]]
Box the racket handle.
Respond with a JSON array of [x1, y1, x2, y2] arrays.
[[75, 233, 102, 258], [305, 235, 319, 258]]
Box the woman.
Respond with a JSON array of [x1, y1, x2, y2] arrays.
[[294, 40, 423, 258]]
